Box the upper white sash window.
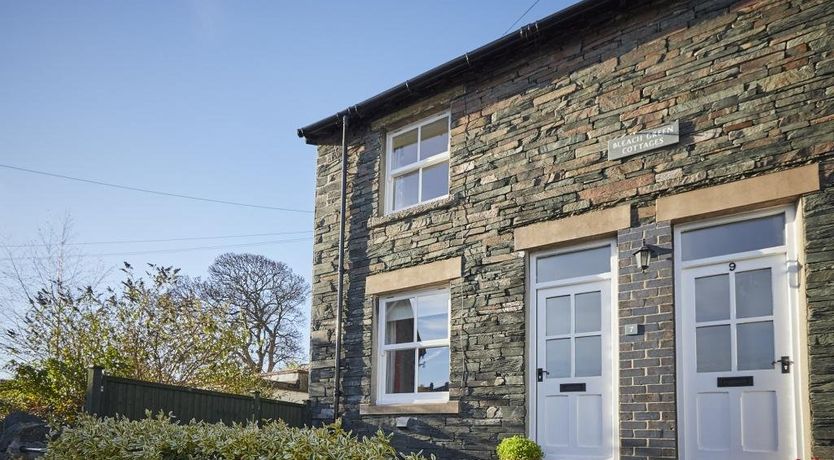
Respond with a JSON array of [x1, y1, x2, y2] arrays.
[[385, 113, 450, 213]]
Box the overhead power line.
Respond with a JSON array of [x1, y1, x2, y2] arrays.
[[0, 237, 312, 261], [503, 0, 542, 35], [0, 163, 313, 214], [1, 230, 312, 248]]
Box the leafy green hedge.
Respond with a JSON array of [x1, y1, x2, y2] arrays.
[[45, 413, 431, 460]]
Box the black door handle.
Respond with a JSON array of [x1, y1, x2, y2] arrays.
[[772, 356, 793, 374], [537, 368, 549, 382]]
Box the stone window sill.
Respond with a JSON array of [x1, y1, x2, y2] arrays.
[[359, 401, 459, 415], [369, 195, 458, 229]]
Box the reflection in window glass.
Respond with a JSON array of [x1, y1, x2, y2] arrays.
[[536, 246, 610, 283], [696, 325, 731, 372], [575, 291, 602, 334], [419, 118, 449, 160], [546, 338, 571, 378], [386, 350, 415, 393], [416, 293, 448, 342], [546, 296, 571, 336], [575, 336, 601, 377], [417, 347, 450, 392], [681, 214, 785, 261], [380, 289, 450, 401], [393, 171, 419, 210], [695, 274, 731, 323], [385, 299, 413, 344], [391, 129, 418, 169], [737, 321, 774, 370], [735, 269, 773, 319], [421, 161, 449, 202]]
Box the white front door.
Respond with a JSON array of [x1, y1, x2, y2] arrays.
[[677, 210, 801, 460], [532, 243, 616, 460]]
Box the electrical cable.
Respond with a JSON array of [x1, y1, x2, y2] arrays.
[[1, 230, 312, 248], [503, 0, 543, 35], [0, 163, 313, 213], [0, 237, 312, 261]]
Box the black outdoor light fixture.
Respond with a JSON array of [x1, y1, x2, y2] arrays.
[[633, 240, 655, 271]]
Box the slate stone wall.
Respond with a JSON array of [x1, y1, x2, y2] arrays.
[[804, 160, 834, 459], [308, 0, 834, 458]]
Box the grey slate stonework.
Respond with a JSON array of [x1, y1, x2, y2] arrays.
[[804, 167, 834, 459], [307, 0, 834, 458]]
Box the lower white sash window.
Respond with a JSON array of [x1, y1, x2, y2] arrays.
[[377, 287, 450, 405]]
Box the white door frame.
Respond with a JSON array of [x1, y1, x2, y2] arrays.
[[527, 239, 619, 458], [673, 204, 807, 459]]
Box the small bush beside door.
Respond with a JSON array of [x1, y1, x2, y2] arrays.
[[496, 435, 544, 460]]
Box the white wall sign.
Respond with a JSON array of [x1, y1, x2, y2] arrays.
[[607, 120, 679, 160]]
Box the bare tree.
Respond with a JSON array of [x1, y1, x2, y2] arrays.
[[202, 253, 308, 373], [0, 216, 109, 366]]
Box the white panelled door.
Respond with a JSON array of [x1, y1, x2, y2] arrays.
[[532, 243, 616, 460], [677, 210, 801, 460]]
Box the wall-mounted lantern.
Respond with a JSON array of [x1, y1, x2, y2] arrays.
[[633, 240, 655, 271]]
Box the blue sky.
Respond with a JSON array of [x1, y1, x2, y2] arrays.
[[0, 1, 575, 357]]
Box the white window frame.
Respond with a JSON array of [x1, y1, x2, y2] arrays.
[[385, 112, 451, 214], [376, 287, 451, 405]]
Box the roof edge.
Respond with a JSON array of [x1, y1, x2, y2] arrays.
[[297, 0, 614, 145]]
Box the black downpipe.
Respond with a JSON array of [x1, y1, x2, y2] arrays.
[[333, 114, 348, 422]]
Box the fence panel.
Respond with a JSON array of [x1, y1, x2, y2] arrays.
[[84, 367, 308, 427]]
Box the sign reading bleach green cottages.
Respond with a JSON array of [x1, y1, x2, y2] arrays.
[[607, 120, 679, 160]]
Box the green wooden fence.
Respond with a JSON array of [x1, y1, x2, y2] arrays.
[[83, 367, 308, 427]]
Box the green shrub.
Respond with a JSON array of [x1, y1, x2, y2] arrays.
[[45, 413, 432, 460], [496, 435, 543, 460]]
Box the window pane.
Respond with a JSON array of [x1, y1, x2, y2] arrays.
[[393, 170, 419, 210], [575, 335, 602, 377], [695, 274, 731, 323], [736, 269, 773, 319], [386, 349, 415, 393], [546, 338, 571, 378], [681, 214, 785, 261], [421, 161, 449, 201], [546, 295, 570, 336], [737, 321, 774, 370], [419, 117, 449, 160], [536, 246, 610, 283], [391, 129, 418, 169], [416, 292, 448, 342], [417, 347, 449, 393], [696, 325, 731, 372], [385, 299, 414, 344], [575, 291, 602, 334]]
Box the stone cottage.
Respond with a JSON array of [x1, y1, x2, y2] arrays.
[[296, 0, 834, 458]]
